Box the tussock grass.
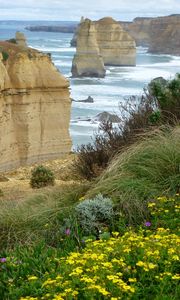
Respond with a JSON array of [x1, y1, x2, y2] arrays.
[[88, 126, 180, 224], [0, 183, 90, 249]]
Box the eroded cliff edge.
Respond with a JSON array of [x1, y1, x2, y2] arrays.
[[0, 39, 72, 171]]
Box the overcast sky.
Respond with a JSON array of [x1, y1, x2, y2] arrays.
[[0, 0, 179, 21]]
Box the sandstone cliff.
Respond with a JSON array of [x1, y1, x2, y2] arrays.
[[71, 17, 136, 77], [121, 14, 180, 55], [0, 39, 72, 171]]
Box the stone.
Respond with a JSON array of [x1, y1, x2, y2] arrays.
[[0, 40, 72, 172], [94, 111, 121, 123], [72, 96, 94, 103], [16, 32, 27, 47], [71, 19, 106, 78]]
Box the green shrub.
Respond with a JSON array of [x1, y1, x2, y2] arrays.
[[149, 73, 180, 122], [75, 194, 114, 235], [6, 38, 17, 44], [2, 51, 9, 61], [30, 165, 55, 188]]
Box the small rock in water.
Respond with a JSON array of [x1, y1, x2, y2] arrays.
[[71, 96, 94, 103]]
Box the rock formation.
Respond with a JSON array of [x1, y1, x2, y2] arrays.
[[121, 14, 180, 55], [71, 14, 180, 56], [71, 17, 136, 77], [95, 17, 136, 66], [71, 19, 106, 78], [0, 38, 71, 172], [94, 111, 121, 123], [16, 31, 27, 47]]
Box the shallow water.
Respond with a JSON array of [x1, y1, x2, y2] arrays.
[[1, 21, 180, 148]]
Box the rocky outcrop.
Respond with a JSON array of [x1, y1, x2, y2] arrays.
[[16, 32, 27, 47], [0, 39, 71, 172], [121, 14, 180, 55], [71, 19, 106, 78], [71, 17, 136, 77], [72, 96, 94, 103], [94, 111, 121, 123]]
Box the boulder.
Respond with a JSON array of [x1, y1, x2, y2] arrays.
[[94, 112, 121, 123]]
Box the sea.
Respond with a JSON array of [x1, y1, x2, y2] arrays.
[[0, 20, 180, 148]]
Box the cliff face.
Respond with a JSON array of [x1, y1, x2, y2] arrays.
[[0, 41, 72, 171], [71, 17, 136, 77], [71, 19, 105, 77], [121, 15, 180, 55], [148, 15, 180, 55], [121, 18, 153, 47]]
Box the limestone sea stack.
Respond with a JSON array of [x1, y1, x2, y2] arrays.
[[71, 17, 136, 77], [95, 17, 136, 66], [0, 35, 72, 172], [71, 19, 106, 78], [15, 31, 27, 47]]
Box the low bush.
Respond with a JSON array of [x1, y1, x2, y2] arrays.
[[75, 194, 114, 235], [2, 51, 9, 61], [6, 38, 17, 44], [149, 73, 180, 122], [30, 165, 55, 188]]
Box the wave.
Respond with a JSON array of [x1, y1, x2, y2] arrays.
[[55, 60, 72, 67], [30, 46, 75, 53]]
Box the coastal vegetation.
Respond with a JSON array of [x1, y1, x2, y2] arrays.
[[0, 74, 179, 299]]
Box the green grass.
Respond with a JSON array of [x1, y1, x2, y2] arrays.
[[0, 183, 90, 250], [87, 126, 180, 224]]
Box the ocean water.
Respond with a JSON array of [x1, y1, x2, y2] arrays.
[[0, 21, 180, 148]]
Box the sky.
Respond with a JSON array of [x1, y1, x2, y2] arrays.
[[0, 0, 179, 21]]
